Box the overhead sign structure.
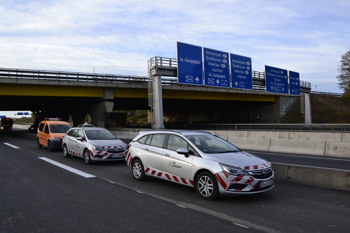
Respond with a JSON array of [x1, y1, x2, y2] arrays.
[[265, 65, 289, 94], [289, 71, 300, 95], [203, 48, 230, 88], [231, 54, 253, 90], [177, 42, 203, 86]]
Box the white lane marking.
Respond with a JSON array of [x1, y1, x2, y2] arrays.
[[38, 157, 96, 178], [4, 143, 20, 149], [136, 191, 144, 194], [176, 204, 186, 208], [233, 223, 250, 229]]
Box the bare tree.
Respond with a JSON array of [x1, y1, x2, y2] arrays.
[[337, 50, 350, 90]]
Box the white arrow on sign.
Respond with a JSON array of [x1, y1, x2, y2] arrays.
[[216, 79, 220, 84], [195, 77, 199, 83], [235, 82, 238, 86]]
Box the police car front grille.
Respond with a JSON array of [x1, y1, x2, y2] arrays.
[[249, 168, 273, 179], [106, 148, 125, 153]]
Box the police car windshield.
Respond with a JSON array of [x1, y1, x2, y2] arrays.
[[186, 134, 240, 153], [85, 130, 117, 140], [49, 125, 71, 133]]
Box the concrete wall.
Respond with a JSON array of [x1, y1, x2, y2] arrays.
[[272, 163, 350, 191], [206, 130, 350, 159], [111, 128, 350, 159]]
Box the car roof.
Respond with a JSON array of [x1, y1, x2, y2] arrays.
[[136, 130, 212, 136], [73, 127, 107, 131], [41, 120, 70, 125]]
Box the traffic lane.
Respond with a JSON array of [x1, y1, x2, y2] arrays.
[[8, 139, 350, 233], [0, 144, 256, 233], [249, 150, 350, 171]]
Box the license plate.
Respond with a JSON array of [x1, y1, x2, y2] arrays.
[[259, 179, 273, 188], [111, 153, 124, 158]]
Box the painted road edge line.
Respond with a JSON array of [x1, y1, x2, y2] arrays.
[[39, 157, 96, 178], [4, 143, 20, 149]]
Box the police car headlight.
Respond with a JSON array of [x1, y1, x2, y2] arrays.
[[51, 136, 60, 141], [219, 163, 250, 176]]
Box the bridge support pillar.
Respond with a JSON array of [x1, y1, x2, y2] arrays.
[[90, 88, 114, 128], [304, 93, 312, 124], [153, 75, 165, 129]]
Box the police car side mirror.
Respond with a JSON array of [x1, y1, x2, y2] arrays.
[[176, 148, 190, 157], [77, 137, 84, 142]]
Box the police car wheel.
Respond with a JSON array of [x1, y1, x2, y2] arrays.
[[132, 159, 145, 181], [63, 145, 71, 158], [195, 171, 219, 201], [84, 149, 92, 164], [37, 138, 42, 148], [48, 141, 53, 152]]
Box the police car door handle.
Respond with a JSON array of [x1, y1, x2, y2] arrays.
[[145, 148, 149, 151], [164, 153, 170, 157]]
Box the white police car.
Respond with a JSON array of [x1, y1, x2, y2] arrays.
[[126, 130, 274, 200], [62, 127, 127, 164]]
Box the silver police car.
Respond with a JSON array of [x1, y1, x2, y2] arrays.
[[126, 130, 274, 200], [62, 127, 127, 164]]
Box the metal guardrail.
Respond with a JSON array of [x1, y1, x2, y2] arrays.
[[311, 91, 342, 98], [126, 123, 350, 131], [0, 67, 180, 85]]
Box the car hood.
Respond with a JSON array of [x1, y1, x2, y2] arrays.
[[89, 139, 127, 148], [51, 133, 66, 139], [202, 151, 269, 168]]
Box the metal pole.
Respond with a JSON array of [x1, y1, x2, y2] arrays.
[[152, 75, 165, 129]]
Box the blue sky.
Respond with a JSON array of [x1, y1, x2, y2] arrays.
[[1, 0, 350, 117]]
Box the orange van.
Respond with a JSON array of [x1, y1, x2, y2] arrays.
[[37, 118, 71, 151]]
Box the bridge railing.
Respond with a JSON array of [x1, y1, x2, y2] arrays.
[[1, 59, 312, 91], [0, 67, 183, 85], [311, 91, 342, 98]]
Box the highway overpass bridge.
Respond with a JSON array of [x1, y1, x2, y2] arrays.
[[0, 57, 311, 128]]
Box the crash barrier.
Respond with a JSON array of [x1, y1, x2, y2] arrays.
[[272, 163, 350, 191], [111, 129, 350, 159], [204, 130, 350, 159]]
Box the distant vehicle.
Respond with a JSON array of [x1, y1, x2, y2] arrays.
[[62, 127, 127, 164], [37, 118, 71, 151], [28, 125, 37, 133], [126, 130, 274, 200], [1, 118, 13, 130], [77, 123, 95, 127]]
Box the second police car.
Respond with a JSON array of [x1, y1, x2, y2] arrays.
[[62, 126, 127, 164], [126, 130, 274, 200]]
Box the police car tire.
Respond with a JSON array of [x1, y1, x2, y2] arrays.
[[132, 159, 146, 181], [48, 141, 53, 152], [84, 149, 92, 164], [63, 145, 71, 158], [195, 171, 220, 201], [37, 138, 42, 148]]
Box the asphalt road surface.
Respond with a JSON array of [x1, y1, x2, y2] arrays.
[[1, 129, 350, 233]]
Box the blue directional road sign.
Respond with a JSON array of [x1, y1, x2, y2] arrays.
[[177, 42, 203, 85], [203, 48, 230, 88], [231, 54, 252, 90], [17, 112, 24, 115], [265, 65, 289, 94], [289, 71, 300, 95]]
